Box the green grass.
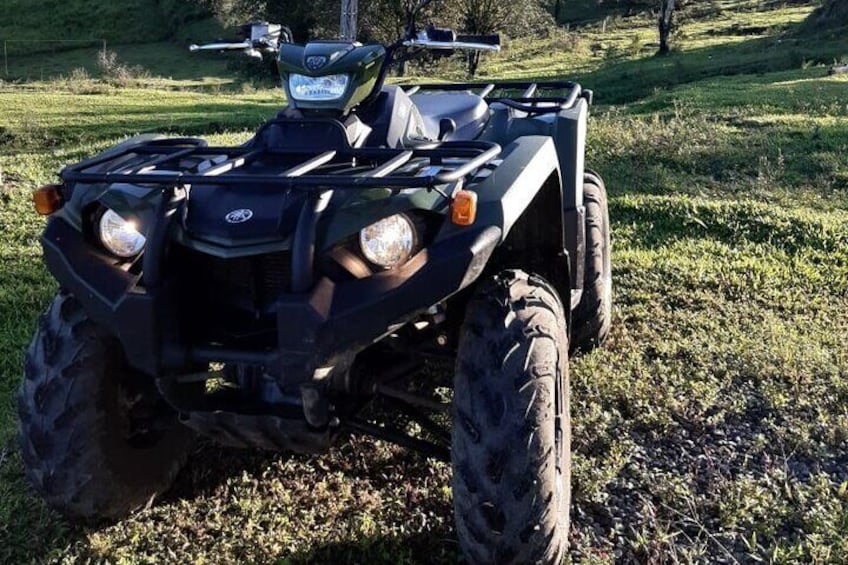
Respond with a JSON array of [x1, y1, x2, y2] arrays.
[[0, 0, 165, 46], [2, 0, 848, 562], [0, 0, 215, 55], [3, 41, 236, 83]]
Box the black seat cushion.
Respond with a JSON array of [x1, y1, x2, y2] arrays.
[[410, 92, 490, 141]]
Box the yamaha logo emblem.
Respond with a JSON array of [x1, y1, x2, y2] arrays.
[[305, 56, 328, 71], [225, 209, 254, 224]]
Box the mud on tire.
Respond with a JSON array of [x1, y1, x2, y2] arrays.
[[571, 171, 612, 352], [452, 270, 571, 565], [17, 292, 193, 523]]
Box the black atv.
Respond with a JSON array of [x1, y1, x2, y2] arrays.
[[20, 7, 612, 564]]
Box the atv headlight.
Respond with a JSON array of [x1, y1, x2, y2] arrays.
[[289, 73, 350, 101], [98, 209, 146, 258], [359, 214, 416, 269]]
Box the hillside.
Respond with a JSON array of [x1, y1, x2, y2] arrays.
[[0, 0, 214, 54], [803, 0, 848, 32], [1, 0, 848, 563]]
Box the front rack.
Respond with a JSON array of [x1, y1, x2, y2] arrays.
[[61, 135, 501, 193], [60, 125, 502, 293]]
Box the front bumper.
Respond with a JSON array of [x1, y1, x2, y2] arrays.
[[42, 217, 500, 384]]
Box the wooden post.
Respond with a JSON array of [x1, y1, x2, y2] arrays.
[[341, 0, 358, 41]]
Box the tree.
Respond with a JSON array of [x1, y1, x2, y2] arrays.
[[359, 0, 427, 43], [657, 0, 675, 55], [460, 0, 552, 76], [203, 0, 339, 41]]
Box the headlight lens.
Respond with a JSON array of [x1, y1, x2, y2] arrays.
[[98, 209, 146, 258], [288, 73, 350, 101], [359, 214, 416, 269]]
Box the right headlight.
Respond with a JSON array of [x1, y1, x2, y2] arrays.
[[98, 209, 146, 258], [359, 214, 417, 269]]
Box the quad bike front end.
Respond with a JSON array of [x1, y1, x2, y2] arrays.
[[37, 120, 504, 454]]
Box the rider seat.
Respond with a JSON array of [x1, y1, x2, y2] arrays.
[[410, 92, 490, 141]]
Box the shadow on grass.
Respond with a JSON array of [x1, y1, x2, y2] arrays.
[[1, 439, 455, 564], [514, 23, 848, 105], [608, 197, 848, 254], [0, 445, 87, 565], [587, 102, 848, 213], [0, 101, 281, 155], [283, 530, 458, 565]]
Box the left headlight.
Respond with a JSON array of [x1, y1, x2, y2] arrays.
[[359, 214, 417, 269], [288, 73, 350, 101], [98, 209, 146, 258]]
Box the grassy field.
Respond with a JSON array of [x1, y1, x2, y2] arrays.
[[2, 1, 848, 562], [0, 0, 217, 55]]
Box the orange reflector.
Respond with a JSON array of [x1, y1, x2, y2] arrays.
[[451, 190, 478, 226], [33, 184, 64, 216]]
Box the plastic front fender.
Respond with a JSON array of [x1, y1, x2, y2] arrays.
[[438, 135, 579, 292], [440, 136, 561, 243]]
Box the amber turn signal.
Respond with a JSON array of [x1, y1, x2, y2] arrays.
[[451, 190, 478, 226], [33, 184, 64, 216]]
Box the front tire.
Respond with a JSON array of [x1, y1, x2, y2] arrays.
[[452, 270, 571, 564], [17, 292, 193, 523]]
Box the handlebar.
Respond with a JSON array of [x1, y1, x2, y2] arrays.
[[403, 28, 501, 53], [402, 38, 500, 52], [189, 41, 253, 52], [456, 34, 500, 47], [190, 21, 289, 56], [190, 20, 501, 63]]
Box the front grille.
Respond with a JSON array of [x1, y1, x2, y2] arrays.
[[175, 247, 292, 315]]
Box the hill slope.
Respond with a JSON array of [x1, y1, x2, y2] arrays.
[[0, 0, 211, 54]]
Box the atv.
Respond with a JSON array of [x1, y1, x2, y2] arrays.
[[20, 5, 612, 563]]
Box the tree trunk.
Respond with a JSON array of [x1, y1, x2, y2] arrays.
[[341, 0, 358, 41], [658, 0, 675, 55], [396, 59, 408, 77], [467, 51, 481, 78]]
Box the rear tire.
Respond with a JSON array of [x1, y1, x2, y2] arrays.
[[452, 270, 571, 564], [17, 292, 193, 523], [571, 173, 612, 352]]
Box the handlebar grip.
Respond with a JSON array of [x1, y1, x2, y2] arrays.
[[456, 34, 500, 47]]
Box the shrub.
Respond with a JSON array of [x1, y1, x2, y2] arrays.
[[95, 49, 150, 87]]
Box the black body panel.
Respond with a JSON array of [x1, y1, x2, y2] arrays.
[[184, 181, 302, 243]]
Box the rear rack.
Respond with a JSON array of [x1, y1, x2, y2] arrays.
[[405, 80, 592, 113]]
